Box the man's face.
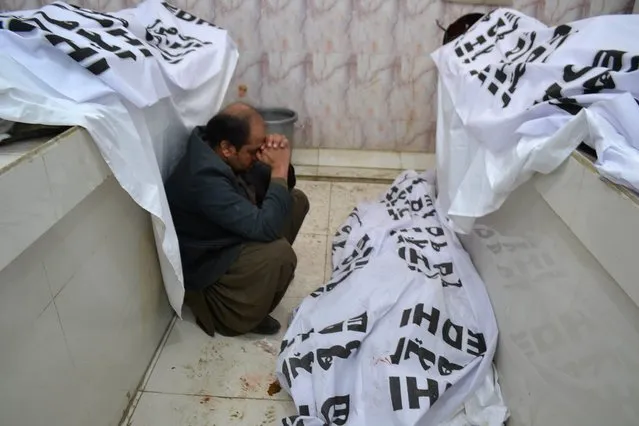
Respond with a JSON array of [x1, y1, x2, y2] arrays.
[[226, 117, 265, 173]]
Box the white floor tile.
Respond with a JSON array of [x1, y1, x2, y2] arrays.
[[145, 297, 302, 400], [289, 233, 328, 298], [130, 392, 297, 426], [328, 182, 389, 234], [296, 180, 331, 235]]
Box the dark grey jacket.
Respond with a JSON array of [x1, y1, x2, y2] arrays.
[[165, 127, 294, 291]]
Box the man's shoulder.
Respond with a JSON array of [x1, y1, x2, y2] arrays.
[[166, 133, 233, 197]]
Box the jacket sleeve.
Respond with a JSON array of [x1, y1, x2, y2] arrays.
[[245, 162, 297, 206], [192, 173, 292, 242]]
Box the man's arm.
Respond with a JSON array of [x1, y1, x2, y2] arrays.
[[193, 173, 292, 242], [245, 162, 297, 206]]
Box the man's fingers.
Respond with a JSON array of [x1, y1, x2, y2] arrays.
[[264, 135, 275, 148], [264, 134, 289, 149]]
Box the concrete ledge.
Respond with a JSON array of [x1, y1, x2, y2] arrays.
[[0, 127, 110, 272]]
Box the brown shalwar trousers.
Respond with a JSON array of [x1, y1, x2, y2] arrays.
[[185, 189, 310, 336]]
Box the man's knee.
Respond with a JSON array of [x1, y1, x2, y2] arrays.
[[292, 188, 310, 215], [269, 238, 297, 268]]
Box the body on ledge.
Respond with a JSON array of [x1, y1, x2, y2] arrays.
[[165, 102, 309, 336]]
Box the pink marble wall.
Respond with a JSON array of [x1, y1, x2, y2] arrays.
[[1, 0, 634, 151]]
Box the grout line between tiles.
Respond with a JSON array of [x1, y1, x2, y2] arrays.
[[122, 391, 143, 426], [121, 315, 178, 424], [140, 389, 293, 402], [324, 183, 335, 283], [140, 314, 178, 390]]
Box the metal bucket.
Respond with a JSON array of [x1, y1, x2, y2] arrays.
[[256, 107, 298, 146]]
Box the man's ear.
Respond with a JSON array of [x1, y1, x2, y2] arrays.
[[219, 140, 236, 158]]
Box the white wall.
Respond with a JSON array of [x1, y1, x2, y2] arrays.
[[461, 156, 639, 426], [0, 129, 172, 426]]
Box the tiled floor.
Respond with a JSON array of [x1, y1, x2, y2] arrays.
[[124, 179, 392, 426]]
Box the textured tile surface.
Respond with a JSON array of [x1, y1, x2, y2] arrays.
[[145, 297, 301, 399], [289, 233, 328, 298], [328, 182, 388, 234], [296, 180, 331, 235], [130, 393, 296, 426]]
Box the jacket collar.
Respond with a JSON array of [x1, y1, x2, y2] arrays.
[[188, 126, 234, 177]]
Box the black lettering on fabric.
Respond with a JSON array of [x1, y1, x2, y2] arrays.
[[409, 197, 423, 212], [466, 20, 577, 107], [162, 1, 219, 28], [52, 2, 129, 28], [400, 235, 430, 250], [397, 241, 448, 276], [407, 377, 440, 409], [282, 405, 310, 425], [0, 6, 155, 76], [389, 376, 440, 411], [106, 28, 153, 56], [282, 417, 305, 426], [390, 337, 464, 376], [279, 328, 315, 356], [318, 312, 368, 335], [386, 204, 411, 221], [443, 319, 464, 350], [301, 328, 314, 342], [347, 312, 368, 332], [430, 240, 446, 252], [424, 194, 434, 206], [45, 33, 109, 74], [455, 12, 520, 64], [442, 278, 463, 288], [433, 262, 453, 277], [0, 16, 44, 31], [281, 360, 292, 387], [399, 304, 485, 356], [312, 234, 373, 297], [411, 304, 440, 334], [280, 338, 294, 354], [317, 341, 361, 370], [537, 48, 638, 114], [34, 10, 79, 30], [395, 227, 451, 278], [467, 329, 487, 356], [426, 226, 444, 237], [593, 50, 639, 72], [390, 337, 436, 372], [504, 31, 536, 62], [422, 208, 437, 219], [438, 356, 463, 376], [145, 18, 212, 64], [398, 245, 437, 278], [289, 352, 314, 381], [389, 376, 403, 411], [321, 395, 350, 425], [319, 321, 343, 335]]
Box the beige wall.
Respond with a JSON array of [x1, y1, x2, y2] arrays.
[[0, 0, 633, 153]]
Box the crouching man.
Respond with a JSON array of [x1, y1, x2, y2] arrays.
[[165, 102, 309, 336]]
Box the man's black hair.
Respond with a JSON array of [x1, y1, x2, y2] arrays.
[[205, 113, 251, 150]]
